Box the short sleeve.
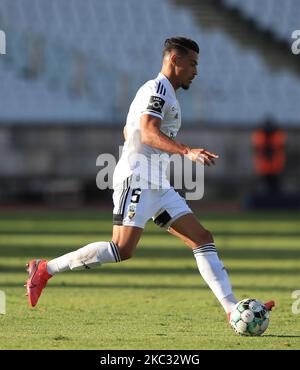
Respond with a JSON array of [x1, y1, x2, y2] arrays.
[[140, 82, 170, 120]]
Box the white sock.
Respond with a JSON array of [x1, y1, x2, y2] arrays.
[[193, 243, 237, 314], [46, 241, 121, 275]]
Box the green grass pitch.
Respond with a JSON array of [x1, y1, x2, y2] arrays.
[[0, 210, 300, 350]]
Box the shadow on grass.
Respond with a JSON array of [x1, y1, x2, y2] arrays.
[[1, 265, 300, 276], [2, 230, 300, 237], [1, 245, 300, 261], [0, 210, 299, 221], [0, 281, 296, 292], [263, 334, 300, 338]]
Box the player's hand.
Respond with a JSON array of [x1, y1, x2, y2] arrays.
[[185, 148, 219, 166]]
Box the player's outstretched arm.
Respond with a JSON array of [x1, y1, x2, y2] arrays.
[[140, 114, 219, 165]]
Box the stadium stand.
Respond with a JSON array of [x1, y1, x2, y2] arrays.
[[222, 0, 300, 42], [0, 0, 300, 126], [0, 0, 299, 205]]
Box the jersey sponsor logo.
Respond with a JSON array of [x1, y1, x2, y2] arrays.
[[146, 96, 165, 114]]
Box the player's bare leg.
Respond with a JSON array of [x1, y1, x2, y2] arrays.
[[168, 213, 275, 318], [25, 225, 143, 307], [168, 213, 213, 248], [168, 213, 237, 314], [112, 225, 144, 260]]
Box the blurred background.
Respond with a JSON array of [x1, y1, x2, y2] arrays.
[[0, 0, 300, 210]]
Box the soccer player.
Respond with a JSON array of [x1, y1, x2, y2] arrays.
[[25, 37, 274, 321]]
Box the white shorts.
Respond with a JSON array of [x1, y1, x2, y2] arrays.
[[112, 178, 192, 229]]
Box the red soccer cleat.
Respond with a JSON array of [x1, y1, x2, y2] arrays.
[[264, 300, 275, 311], [25, 259, 52, 307], [227, 300, 275, 322]]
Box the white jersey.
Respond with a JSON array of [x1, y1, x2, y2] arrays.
[[113, 72, 181, 189]]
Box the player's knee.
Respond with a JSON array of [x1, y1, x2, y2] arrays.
[[119, 249, 133, 261], [117, 245, 135, 261]]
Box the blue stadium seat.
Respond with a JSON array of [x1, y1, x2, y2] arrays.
[[0, 0, 300, 126]]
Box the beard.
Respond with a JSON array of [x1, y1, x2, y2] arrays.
[[181, 84, 190, 90]]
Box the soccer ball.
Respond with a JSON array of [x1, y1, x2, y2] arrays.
[[230, 298, 270, 336]]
